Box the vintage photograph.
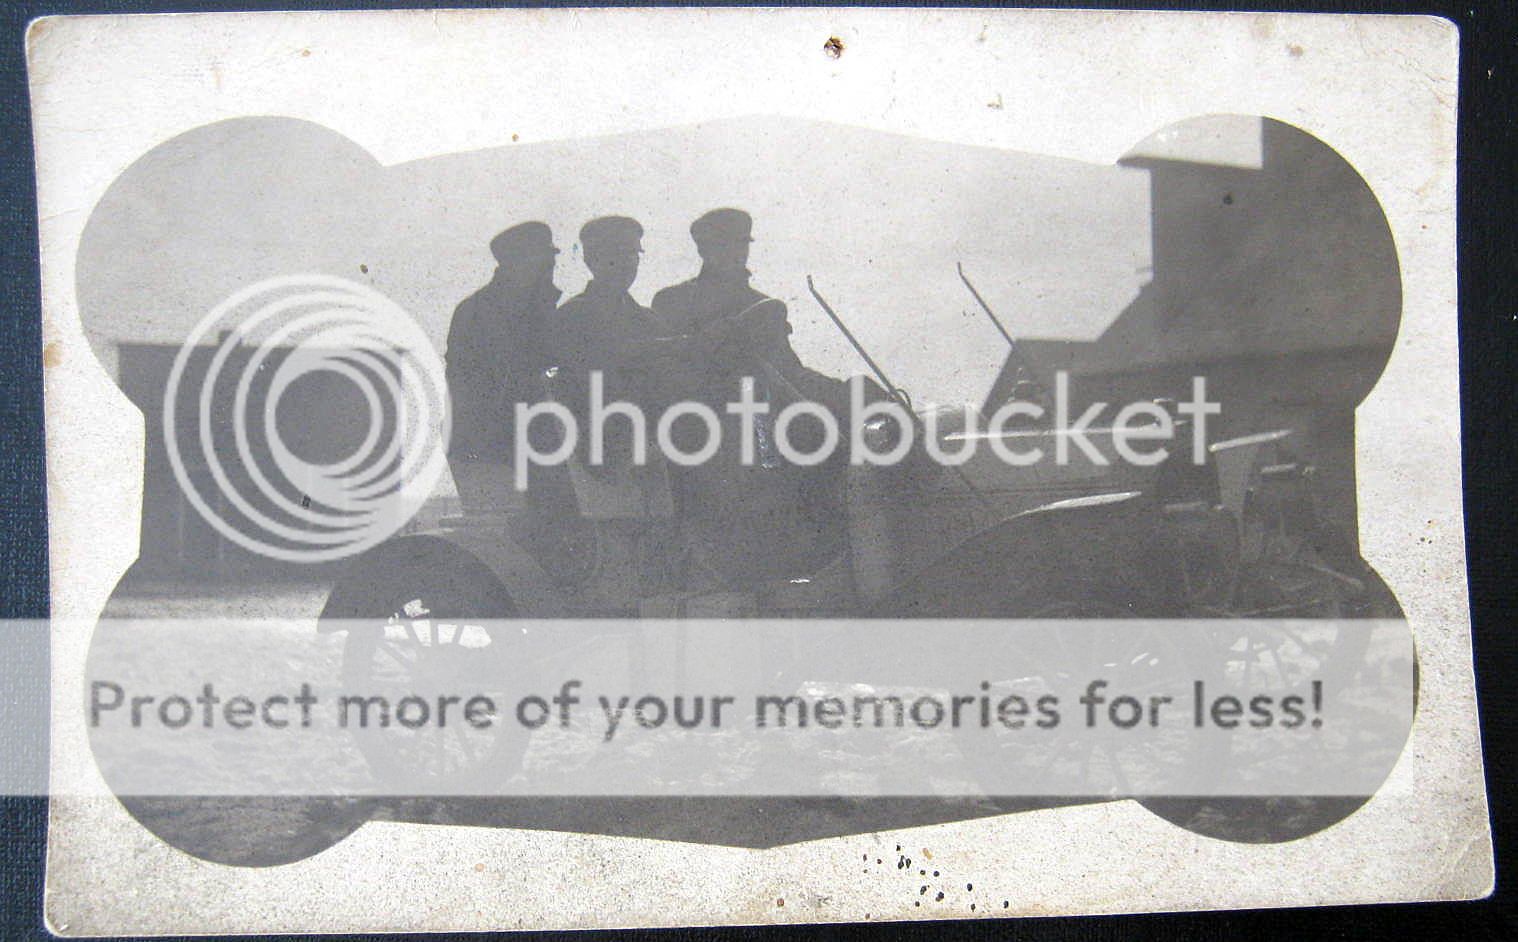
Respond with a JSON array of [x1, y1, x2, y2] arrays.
[[27, 8, 1484, 934]]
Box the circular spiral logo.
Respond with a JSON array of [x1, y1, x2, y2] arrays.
[[164, 274, 450, 564]]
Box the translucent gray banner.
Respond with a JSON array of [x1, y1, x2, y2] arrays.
[[53, 617, 1415, 798]]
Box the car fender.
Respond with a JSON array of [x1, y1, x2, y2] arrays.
[[873, 491, 1185, 618]]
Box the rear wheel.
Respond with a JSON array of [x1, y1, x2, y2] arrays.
[[333, 540, 529, 793]]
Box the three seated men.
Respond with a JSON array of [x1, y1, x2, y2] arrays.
[[446, 208, 852, 582]]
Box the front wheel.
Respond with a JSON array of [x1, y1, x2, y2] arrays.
[[1138, 556, 1408, 843]]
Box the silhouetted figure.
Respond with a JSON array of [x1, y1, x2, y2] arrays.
[[652, 208, 847, 455], [555, 216, 662, 467], [445, 221, 564, 516], [650, 209, 852, 584]]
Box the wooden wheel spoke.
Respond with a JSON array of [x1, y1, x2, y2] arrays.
[[396, 620, 424, 647], [448, 722, 483, 764]]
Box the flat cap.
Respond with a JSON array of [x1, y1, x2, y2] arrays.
[[689, 208, 754, 245], [579, 216, 645, 253], [490, 221, 558, 262]]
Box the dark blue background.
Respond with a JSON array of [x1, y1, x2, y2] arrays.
[[1, 1, 1512, 940]]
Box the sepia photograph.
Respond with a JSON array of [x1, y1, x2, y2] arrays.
[[12, 5, 1495, 936]]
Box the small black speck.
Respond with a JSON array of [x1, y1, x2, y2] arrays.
[[876, 858, 882, 865], [1003, 901, 1010, 909], [1222, 193, 1234, 205], [895, 845, 901, 851], [920, 886, 928, 895], [914, 902, 921, 908], [919, 870, 926, 876], [971, 904, 977, 911], [935, 892, 945, 901], [359, 263, 369, 274], [933, 871, 940, 877], [967, 883, 973, 891]]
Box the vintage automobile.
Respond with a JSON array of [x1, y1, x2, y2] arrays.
[[76, 114, 1414, 867], [308, 277, 1409, 856], [91, 281, 1412, 868]]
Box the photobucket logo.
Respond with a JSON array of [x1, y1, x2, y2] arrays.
[[164, 275, 449, 564], [514, 372, 1220, 489]]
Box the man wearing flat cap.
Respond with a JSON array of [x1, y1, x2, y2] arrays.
[[445, 220, 566, 517], [651, 208, 771, 343], [555, 216, 664, 467], [651, 208, 847, 456], [649, 209, 853, 583]]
